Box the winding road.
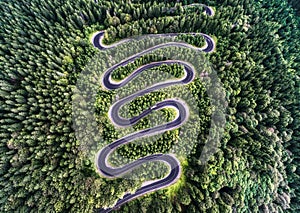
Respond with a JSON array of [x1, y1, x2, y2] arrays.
[[92, 31, 215, 53], [184, 3, 215, 16], [92, 5, 215, 213]]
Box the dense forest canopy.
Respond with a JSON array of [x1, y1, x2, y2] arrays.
[[0, 0, 299, 212]]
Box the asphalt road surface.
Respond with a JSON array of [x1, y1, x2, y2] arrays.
[[92, 5, 215, 212]]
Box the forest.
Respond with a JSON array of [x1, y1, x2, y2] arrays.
[[0, 0, 299, 212]]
